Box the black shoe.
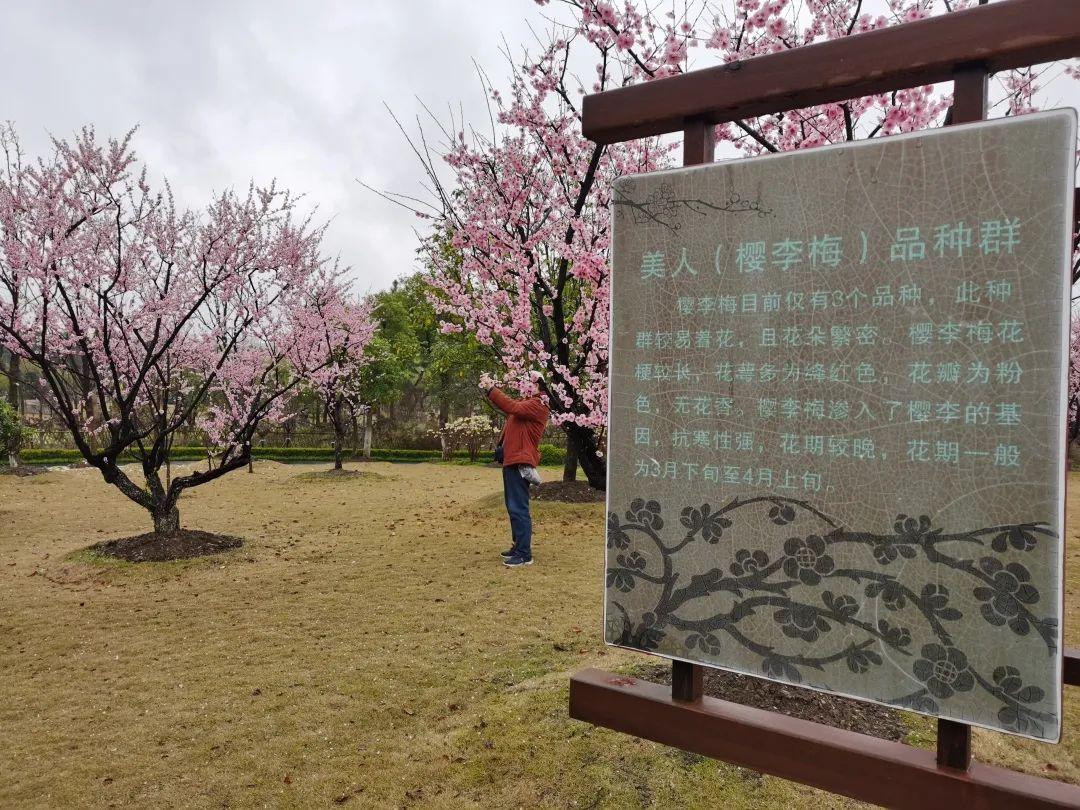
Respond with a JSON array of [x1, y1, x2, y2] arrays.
[[504, 554, 533, 567], [500, 548, 517, 558]]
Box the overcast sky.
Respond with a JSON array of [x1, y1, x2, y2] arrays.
[[0, 0, 555, 296], [2, 2, 1077, 299]]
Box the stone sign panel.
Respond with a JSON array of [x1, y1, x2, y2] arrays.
[[605, 110, 1075, 741]]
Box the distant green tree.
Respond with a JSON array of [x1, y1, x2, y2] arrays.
[[360, 273, 495, 454], [354, 282, 422, 454]]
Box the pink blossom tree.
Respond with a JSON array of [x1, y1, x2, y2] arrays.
[[295, 290, 377, 470], [403, 0, 1076, 488], [397, 34, 671, 490], [566, 0, 1079, 441], [0, 125, 364, 537]]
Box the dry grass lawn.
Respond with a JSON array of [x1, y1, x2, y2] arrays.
[[2, 461, 1080, 808]]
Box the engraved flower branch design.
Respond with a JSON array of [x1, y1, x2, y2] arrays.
[[605, 496, 1059, 738]]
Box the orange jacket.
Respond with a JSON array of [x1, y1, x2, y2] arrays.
[[487, 387, 550, 467]]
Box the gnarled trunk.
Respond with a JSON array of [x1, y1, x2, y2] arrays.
[[563, 422, 605, 490], [100, 462, 183, 538], [152, 505, 180, 536]]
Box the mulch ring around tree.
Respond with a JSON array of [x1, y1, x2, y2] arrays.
[[291, 469, 390, 483], [1, 465, 51, 477], [633, 662, 907, 742], [91, 530, 243, 563], [531, 480, 606, 503]]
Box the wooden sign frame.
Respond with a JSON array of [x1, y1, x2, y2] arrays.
[[571, 1, 1080, 806]]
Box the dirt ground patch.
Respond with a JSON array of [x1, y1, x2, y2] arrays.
[[90, 530, 243, 562], [532, 479, 606, 503], [633, 662, 906, 741]]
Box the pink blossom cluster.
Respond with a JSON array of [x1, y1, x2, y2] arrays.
[[420, 28, 671, 433]]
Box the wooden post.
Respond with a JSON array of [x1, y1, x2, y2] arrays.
[[937, 719, 973, 771], [682, 116, 715, 167], [672, 659, 703, 702], [931, 63, 989, 772], [670, 117, 716, 704], [950, 64, 989, 125]]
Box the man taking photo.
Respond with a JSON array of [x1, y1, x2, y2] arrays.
[[483, 381, 550, 567]]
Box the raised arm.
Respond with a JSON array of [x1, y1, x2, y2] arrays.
[[487, 387, 549, 423]]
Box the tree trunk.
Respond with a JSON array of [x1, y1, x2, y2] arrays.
[[438, 397, 451, 461], [562, 439, 578, 482], [7, 352, 20, 410], [153, 504, 180, 536], [333, 395, 345, 470], [564, 422, 606, 490], [80, 355, 95, 424], [362, 408, 373, 459], [5, 353, 21, 467]]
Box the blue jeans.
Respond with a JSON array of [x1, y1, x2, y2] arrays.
[[502, 464, 532, 557]]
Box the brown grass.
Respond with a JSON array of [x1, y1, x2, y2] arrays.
[[1, 461, 1079, 808]]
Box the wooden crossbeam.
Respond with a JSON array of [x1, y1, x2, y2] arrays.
[[582, 0, 1080, 144], [571, 669, 1080, 809]]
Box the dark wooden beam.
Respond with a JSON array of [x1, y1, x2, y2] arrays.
[[1065, 648, 1080, 686], [570, 669, 1080, 809], [582, 0, 1080, 144]]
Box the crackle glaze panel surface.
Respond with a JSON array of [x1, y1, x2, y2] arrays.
[[606, 110, 1075, 741]]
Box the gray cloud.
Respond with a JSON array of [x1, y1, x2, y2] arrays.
[[0, 0, 541, 295], [6, 1, 1075, 298]]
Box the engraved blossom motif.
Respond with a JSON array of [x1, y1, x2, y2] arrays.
[[973, 557, 1040, 632], [913, 643, 975, 700], [781, 535, 835, 586], [680, 503, 732, 544]]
